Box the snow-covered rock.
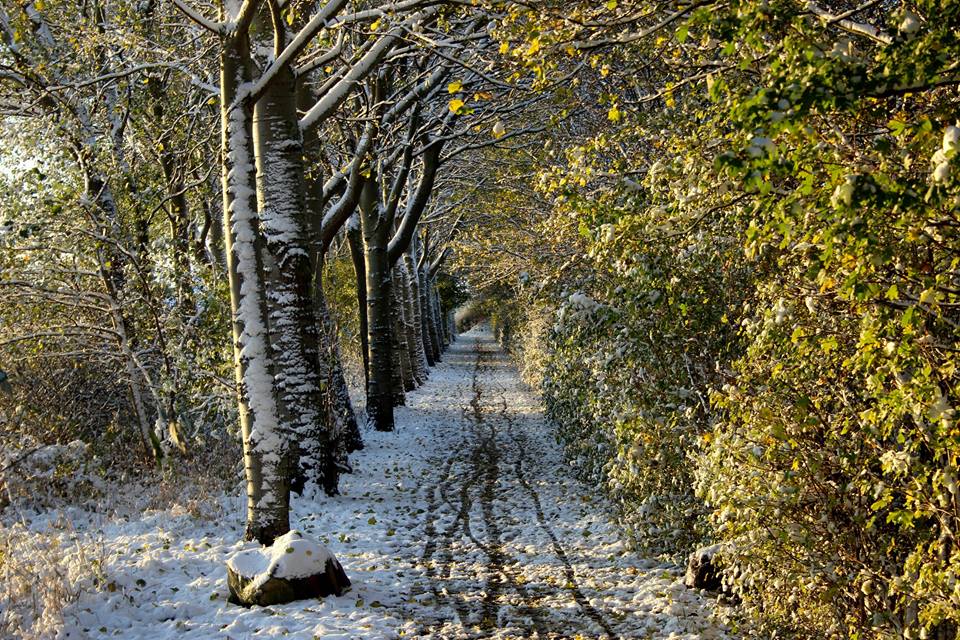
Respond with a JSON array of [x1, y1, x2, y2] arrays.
[[226, 530, 350, 606]]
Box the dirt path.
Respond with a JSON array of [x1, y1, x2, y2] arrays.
[[394, 329, 734, 639]]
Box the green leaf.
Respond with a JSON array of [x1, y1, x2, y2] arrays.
[[820, 336, 838, 354], [578, 219, 591, 239]]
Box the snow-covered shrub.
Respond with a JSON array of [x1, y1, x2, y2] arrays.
[[0, 359, 141, 465], [0, 523, 106, 639], [0, 437, 104, 510], [688, 3, 960, 637], [465, 1, 960, 635], [514, 305, 553, 390], [536, 209, 750, 556]]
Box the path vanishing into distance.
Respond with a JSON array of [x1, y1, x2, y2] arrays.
[[384, 327, 735, 639], [51, 327, 734, 639]]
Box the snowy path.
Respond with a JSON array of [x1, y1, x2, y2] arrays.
[[38, 327, 733, 639], [388, 329, 732, 639]]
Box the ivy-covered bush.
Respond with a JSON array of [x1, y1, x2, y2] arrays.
[[466, 0, 960, 637], [681, 2, 960, 637]]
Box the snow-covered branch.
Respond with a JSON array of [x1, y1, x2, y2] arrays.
[[171, 0, 224, 34]]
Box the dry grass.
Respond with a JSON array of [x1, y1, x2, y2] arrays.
[[0, 519, 106, 639], [0, 431, 241, 638]]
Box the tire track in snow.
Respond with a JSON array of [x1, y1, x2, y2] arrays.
[[416, 346, 480, 632], [503, 408, 617, 638], [401, 331, 731, 639], [470, 340, 550, 636], [412, 337, 550, 637], [483, 339, 617, 638]]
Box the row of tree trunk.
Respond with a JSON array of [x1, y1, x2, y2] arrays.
[[349, 226, 454, 433], [216, 3, 457, 545]]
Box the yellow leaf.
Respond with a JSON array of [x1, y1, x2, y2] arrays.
[[492, 121, 506, 138], [286, 10, 294, 25], [499, 42, 509, 54], [370, 18, 381, 31], [606, 0, 617, 9], [526, 38, 540, 56], [447, 80, 462, 93], [607, 105, 621, 122], [448, 99, 465, 113]]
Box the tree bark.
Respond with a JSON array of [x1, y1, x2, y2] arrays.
[[392, 268, 414, 393], [424, 270, 442, 362], [447, 309, 457, 343], [299, 81, 362, 479], [346, 215, 370, 388], [359, 177, 395, 431], [435, 286, 448, 350], [418, 263, 437, 365], [438, 287, 450, 347], [389, 284, 406, 405], [251, 16, 336, 496], [401, 257, 427, 385], [220, 28, 289, 545], [429, 279, 443, 357]]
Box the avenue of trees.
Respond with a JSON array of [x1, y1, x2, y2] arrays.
[[2, 0, 960, 638]]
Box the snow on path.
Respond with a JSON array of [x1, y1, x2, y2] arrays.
[[33, 326, 732, 639], [392, 328, 733, 640]]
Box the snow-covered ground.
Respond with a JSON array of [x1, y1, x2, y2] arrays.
[[5, 327, 735, 639]]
